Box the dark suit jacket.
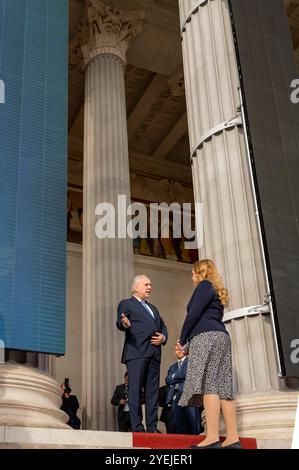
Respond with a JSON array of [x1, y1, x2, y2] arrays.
[[111, 383, 129, 420], [116, 296, 168, 364], [180, 280, 226, 345], [165, 358, 188, 403]]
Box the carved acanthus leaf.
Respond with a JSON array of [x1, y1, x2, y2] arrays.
[[79, 0, 145, 66]]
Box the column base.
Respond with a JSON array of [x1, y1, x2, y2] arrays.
[[0, 363, 68, 428], [220, 391, 298, 439]]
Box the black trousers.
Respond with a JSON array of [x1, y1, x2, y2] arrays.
[[118, 411, 131, 432], [172, 393, 202, 435]]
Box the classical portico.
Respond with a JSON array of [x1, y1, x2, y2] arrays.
[[57, 0, 299, 440], [1, 0, 299, 452]]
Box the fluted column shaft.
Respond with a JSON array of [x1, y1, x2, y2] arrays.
[[178, 0, 279, 394], [79, 1, 144, 430]]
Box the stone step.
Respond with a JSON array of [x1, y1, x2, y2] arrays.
[[0, 426, 133, 449], [0, 426, 292, 449]]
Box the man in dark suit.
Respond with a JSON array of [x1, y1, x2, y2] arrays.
[[158, 385, 176, 433], [116, 274, 168, 433], [111, 372, 131, 432], [165, 344, 203, 435]]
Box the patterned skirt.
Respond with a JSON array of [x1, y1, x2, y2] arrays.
[[179, 331, 234, 407]]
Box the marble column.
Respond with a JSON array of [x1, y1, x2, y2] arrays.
[[179, 0, 298, 439], [79, 1, 144, 430], [0, 363, 68, 428]]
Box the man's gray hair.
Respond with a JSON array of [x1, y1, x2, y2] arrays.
[[131, 274, 149, 293]]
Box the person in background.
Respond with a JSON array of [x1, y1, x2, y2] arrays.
[[111, 372, 131, 432], [165, 344, 202, 435], [60, 380, 81, 430], [158, 385, 176, 434]]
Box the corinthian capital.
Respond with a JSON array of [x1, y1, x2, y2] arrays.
[[79, 0, 145, 67]]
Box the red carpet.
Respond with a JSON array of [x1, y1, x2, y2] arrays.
[[133, 433, 257, 449]]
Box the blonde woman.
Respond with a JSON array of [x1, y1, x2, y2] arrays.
[[178, 259, 241, 449]]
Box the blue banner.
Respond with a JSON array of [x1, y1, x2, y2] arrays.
[[0, 0, 68, 354]]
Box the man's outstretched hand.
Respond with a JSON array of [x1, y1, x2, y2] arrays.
[[121, 313, 131, 329]]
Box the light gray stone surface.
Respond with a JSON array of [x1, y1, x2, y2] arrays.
[[0, 364, 68, 428], [178, 0, 298, 438], [79, 0, 143, 431], [1, 426, 133, 448]]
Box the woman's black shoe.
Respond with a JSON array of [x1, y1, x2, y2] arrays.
[[222, 441, 242, 449], [189, 441, 222, 449]]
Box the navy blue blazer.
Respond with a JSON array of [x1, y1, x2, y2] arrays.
[[180, 280, 226, 346], [117, 296, 168, 364], [111, 383, 129, 419], [165, 358, 188, 403]]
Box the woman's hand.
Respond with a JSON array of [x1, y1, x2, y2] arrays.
[[176, 339, 188, 355]]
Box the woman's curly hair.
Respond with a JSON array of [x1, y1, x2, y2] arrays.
[[193, 259, 229, 307]]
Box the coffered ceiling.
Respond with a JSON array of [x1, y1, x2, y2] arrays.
[[68, 0, 299, 191]]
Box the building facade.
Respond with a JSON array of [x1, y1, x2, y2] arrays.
[[1, 0, 299, 443], [57, 0, 299, 438]]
